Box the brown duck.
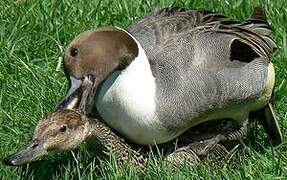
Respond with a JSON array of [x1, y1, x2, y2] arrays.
[[4, 108, 238, 166]]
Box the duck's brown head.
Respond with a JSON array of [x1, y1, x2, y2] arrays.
[[3, 109, 91, 166], [57, 27, 139, 113]]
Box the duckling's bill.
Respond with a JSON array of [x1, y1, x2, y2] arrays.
[[3, 139, 47, 166]]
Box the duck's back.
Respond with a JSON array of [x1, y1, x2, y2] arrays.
[[128, 7, 276, 129]]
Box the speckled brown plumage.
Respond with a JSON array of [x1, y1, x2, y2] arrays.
[[4, 108, 243, 167]]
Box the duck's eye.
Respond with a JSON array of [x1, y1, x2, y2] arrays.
[[70, 48, 79, 57], [59, 125, 67, 133]]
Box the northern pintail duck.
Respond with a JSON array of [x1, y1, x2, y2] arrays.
[[3, 109, 145, 166], [57, 7, 282, 145], [3, 109, 233, 166]]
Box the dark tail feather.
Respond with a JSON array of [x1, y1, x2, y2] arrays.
[[255, 103, 283, 146], [251, 7, 267, 21]]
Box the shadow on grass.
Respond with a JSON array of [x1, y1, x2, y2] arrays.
[[22, 160, 65, 179], [19, 149, 98, 179]]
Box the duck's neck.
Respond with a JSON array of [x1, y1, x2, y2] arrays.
[[87, 119, 145, 166], [95, 29, 159, 145], [88, 119, 123, 151]]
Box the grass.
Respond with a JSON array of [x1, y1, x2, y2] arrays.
[[0, 0, 287, 179]]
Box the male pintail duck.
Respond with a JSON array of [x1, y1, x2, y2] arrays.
[[56, 7, 282, 146]]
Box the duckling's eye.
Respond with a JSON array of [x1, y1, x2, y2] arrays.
[[70, 48, 79, 57], [59, 125, 67, 133]]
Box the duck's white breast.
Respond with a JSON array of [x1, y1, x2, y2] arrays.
[[95, 41, 176, 145]]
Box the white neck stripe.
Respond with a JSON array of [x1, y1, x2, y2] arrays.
[[96, 28, 162, 144]]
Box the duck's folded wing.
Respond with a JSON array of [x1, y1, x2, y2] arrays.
[[128, 7, 230, 58], [129, 7, 275, 60]]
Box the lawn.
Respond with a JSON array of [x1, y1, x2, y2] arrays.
[[0, 0, 287, 179]]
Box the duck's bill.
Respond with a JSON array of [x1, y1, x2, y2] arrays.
[[57, 76, 82, 109], [57, 75, 96, 114], [3, 139, 46, 166]]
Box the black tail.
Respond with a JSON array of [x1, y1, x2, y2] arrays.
[[251, 7, 267, 21], [254, 103, 283, 146]]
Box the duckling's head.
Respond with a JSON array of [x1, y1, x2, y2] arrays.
[[3, 109, 91, 166]]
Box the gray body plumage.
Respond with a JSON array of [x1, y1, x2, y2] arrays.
[[128, 8, 276, 130]]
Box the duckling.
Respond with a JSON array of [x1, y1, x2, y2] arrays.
[[3, 109, 242, 167], [3, 109, 145, 167]]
